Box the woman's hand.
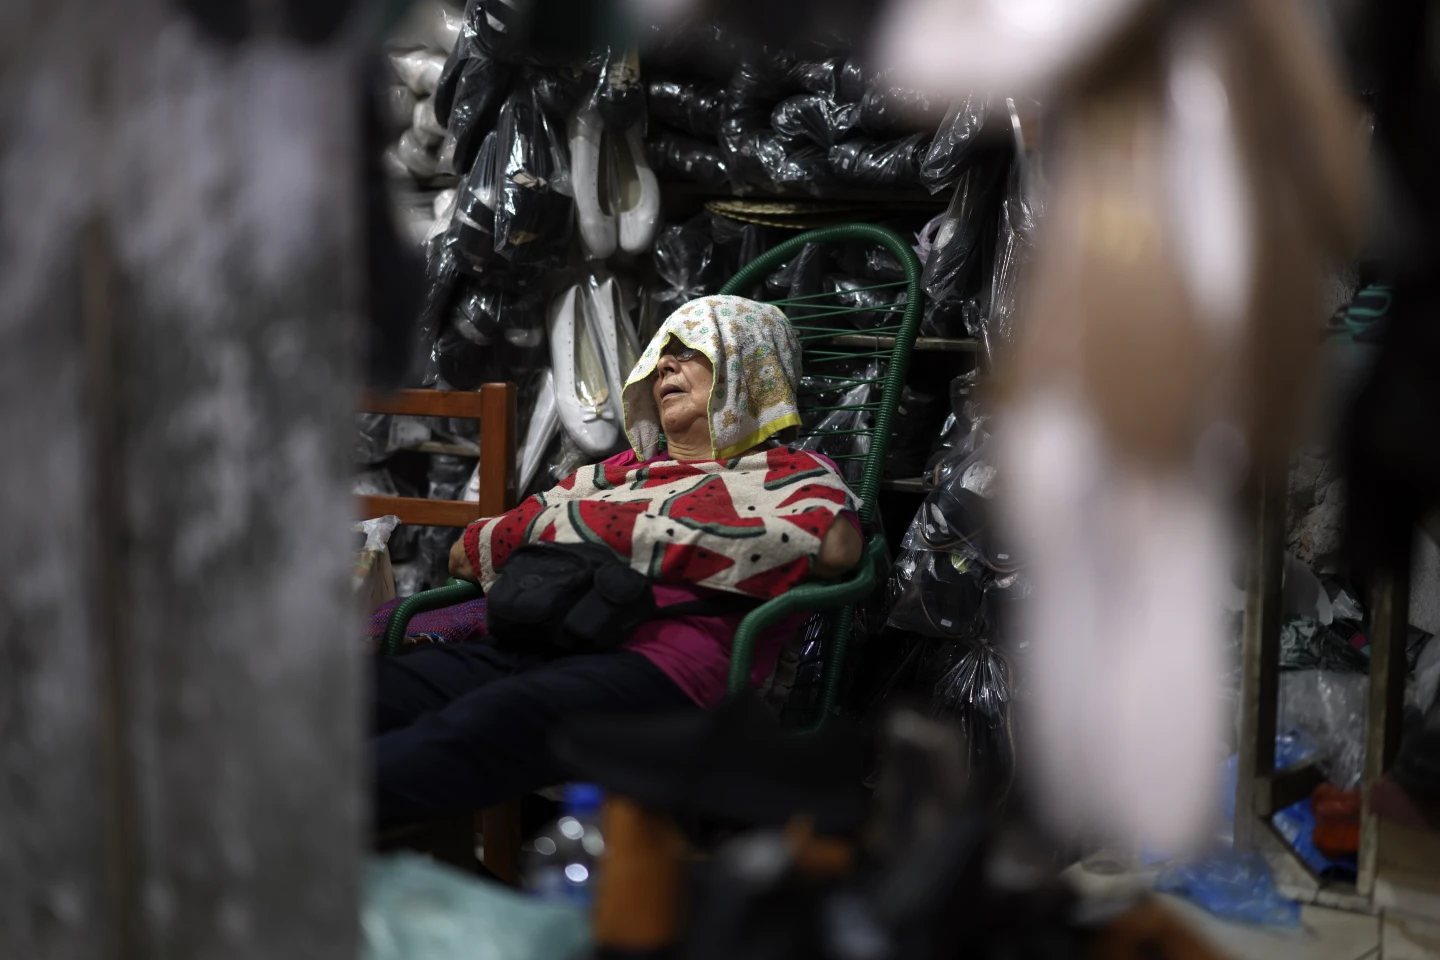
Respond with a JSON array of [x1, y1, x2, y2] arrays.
[[811, 517, 863, 579], [449, 533, 478, 582]]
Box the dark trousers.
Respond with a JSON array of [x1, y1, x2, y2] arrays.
[[372, 641, 695, 826]]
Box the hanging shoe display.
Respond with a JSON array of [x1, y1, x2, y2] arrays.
[[569, 103, 617, 260], [548, 284, 622, 457]]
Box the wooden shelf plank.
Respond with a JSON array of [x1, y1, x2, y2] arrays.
[[879, 477, 928, 494], [826, 334, 981, 353]]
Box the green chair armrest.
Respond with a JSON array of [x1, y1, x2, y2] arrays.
[[381, 578, 484, 657], [725, 536, 886, 697]]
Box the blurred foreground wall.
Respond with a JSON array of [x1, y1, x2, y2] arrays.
[[1, 2, 363, 956]]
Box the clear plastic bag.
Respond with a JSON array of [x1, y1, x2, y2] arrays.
[[797, 361, 880, 485], [1154, 852, 1301, 928], [729, 49, 801, 108], [886, 384, 935, 477], [829, 134, 928, 189], [825, 274, 906, 331], [491, 82, 573, 265], [921, 153, 1009, 304], [858, 78, 947, 137], [412, 96, 446, 146], [436, 54, 512, 177], [652, 215, 726, 318], [1278, 670, 1367, 789], [383, 85, 418, 136], [457, 0, 536, 65], [765, 242, 828, 321], [987, 101, 1045, 349], [836, 58, 867, 103], [390, 48, 447, 96], [396, 129, 440, 179], [771, 94, 861, 147], [835, 242, 905, 283], [444, 137, 500, 276], [920, 95, 990, 194], [914, 638, 1015, 806], [717, 105, 773, 188], [592, 47, 644, 131], [888, 548, 987, 639], [753, 134, 830, 192], [647, 80, 725, 138], [649, 132, 730, 189]]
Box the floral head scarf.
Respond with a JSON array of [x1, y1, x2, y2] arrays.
[[623, 295, 802, 460]]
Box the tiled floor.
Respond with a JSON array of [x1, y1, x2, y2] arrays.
[[1062, 860, 1384, 960]]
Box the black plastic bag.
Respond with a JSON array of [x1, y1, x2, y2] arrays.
[[754, 134, 831, 191], [988, 153, 1043, 348], [826, 274, 906, 330], [764, 241, 826, 300], [790, 58, 844, 98], [652, 215, 727, 317], [729, 49, 801, 108], [718, 104, 774, 187], [888, 547, 987, 639], [771, 94, 861, 147], [649, 131, 730, 188], [886, 385, 936, 477], [829, 134, 928, 189], [593, 46, 645, 130], [920, 95, 990, 194], [437, 55, 513, 176], [460, 0, 535, 64], [858, 79, 947, 137], [491, 82, 573, 265], [921, 153, 1009, 303], [836, 58, 867, 102], [648, 79, 726, 138], [836, 242, 906, 283], [445, 136, 500, 275], [927, 639, 1015, 805]]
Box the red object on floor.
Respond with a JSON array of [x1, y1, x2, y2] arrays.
[[1311, 783, 1362, 858]]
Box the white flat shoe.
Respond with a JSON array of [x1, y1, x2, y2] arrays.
[[568, 105, 617, 260], [615, 123, 661, 255], [583, 272, 644, 425], [516, 368, 561, 494], [548, 285, 621, 457]]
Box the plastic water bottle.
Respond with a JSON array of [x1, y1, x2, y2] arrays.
[[523, 783, 606, 904]]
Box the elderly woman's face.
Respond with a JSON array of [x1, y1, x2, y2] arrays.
[[652, 339, 714, 442]]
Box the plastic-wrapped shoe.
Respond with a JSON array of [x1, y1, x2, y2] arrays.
[[615, 124, 661, 255], [548, 285, 621, 457], [516, 368, 561, 494], [583, 272, 644, 424], [569, 105, 617, 260]]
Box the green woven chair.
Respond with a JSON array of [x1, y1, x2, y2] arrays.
[[381, 223, 922, 732]]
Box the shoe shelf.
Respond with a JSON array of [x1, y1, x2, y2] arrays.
[[826, 333, 980, 353], [879, 477, 928, 494], [659, 180, 949, 208]]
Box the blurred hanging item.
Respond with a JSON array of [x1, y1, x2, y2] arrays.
[[884, 0, 1367, 853]]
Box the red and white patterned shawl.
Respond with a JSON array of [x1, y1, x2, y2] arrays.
[[462, 447, 860, 600]]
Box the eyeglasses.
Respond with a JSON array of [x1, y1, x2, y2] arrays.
[[661, 343, 700, 363]]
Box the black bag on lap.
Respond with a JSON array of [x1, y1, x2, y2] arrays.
[[487, 542, 754, 654]]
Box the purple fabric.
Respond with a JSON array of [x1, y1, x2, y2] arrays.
[[366, 597, 490, 647]]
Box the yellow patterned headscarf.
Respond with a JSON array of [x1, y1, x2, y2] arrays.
[[623, 295, 802, 460]]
